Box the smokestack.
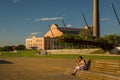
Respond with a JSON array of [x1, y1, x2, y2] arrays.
[[93, 0, 100, 39]]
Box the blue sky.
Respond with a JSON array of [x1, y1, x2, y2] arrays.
[[0, 0, 120, 46]]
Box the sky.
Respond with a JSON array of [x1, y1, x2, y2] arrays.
[[0, 0, 120, 46]]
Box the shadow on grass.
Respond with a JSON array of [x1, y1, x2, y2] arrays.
[[0, 60, 13, 64]]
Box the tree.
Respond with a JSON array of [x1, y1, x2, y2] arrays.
[[0, 47, 2, 51], [56, 34, 77, 49], [95, 34, 120, 46], [104, 34, 120, 45], [17, 45, 25, 50], [95, 37, 108, 43], [79, 29, 93, 41], [2, 46, 13, 51]]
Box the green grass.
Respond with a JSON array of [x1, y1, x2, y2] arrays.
[[0, 50, 36, 57], [45, 54, 120, 60], [0, 50, 120, 60]]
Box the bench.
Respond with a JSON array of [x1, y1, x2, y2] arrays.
[[77, 60, 120, 80]]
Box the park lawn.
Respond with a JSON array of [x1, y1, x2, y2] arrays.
[[0, 50, 36, 57], [0, 50, 120, 60]]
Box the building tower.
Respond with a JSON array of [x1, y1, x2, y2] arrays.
[[93, 0, 100, 39]]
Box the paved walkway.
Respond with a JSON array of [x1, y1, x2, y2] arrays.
[[0, 58, 81, 80]]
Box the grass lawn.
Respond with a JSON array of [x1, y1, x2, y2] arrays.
[[0, 50, 120, 60]]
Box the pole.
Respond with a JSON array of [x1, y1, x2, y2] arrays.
[[48, 24, 55, 49], [111, 3, 120, 26], [82, 13, 88, 26], [93, 0, 100, 39], [62, 20, 66, 27]]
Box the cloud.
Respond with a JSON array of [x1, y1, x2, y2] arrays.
[[66, 24, 72, 27], [31, 32, 41, 35], [35, 17, 63, 22], [101, 18, 111, 21], [12, 0, 21, 4]]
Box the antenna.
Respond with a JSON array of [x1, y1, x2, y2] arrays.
[[48, 24, 54, 38], [111, 3, 120, 26], [82, 13, 88, 26], [81, 13, 93, 39], [62, 20, 66, 27], [48, 24, 55, 49]]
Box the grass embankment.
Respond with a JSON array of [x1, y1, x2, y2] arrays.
[[0, 50, 120, 60]]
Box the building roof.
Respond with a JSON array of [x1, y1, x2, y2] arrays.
[[58, 27, 82, 34], [44, 24, 93, 38]]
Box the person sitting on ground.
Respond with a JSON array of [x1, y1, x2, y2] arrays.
[[71, 56, 86, 76]]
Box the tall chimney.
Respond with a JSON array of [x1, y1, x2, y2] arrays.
[[93, 0, 100, 39]]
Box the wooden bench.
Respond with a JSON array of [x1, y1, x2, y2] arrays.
[[77, 60, 120, 80]]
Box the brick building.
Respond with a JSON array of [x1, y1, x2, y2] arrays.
[[25, 24, 92, 50]]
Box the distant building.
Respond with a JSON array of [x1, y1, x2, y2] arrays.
[[25, 36, 45, 50], [44, 24, 82, 38], [25, 24, 93, 50]]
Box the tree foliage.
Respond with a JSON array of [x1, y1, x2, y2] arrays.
[[104, 34, 120, 44], [17, 45, 25, 50], [78, 29, 93, 41], [96, 34, 120, 45], [0, 44, 25, 51], [56, 32, 120, 49], [56, 34, 77, 49], [2, 46, 13, 51]]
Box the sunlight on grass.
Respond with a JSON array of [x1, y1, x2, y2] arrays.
[[0, 50, 120, 60]]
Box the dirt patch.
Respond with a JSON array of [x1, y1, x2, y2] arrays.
[[0, 58, 81, 80]]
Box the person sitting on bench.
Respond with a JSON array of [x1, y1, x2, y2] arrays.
[[71, 56, 86, 75]]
